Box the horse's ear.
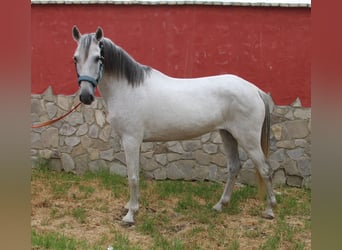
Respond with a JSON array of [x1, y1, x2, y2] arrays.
[[95, 27, 103, 41], [72, 25, 81, 42]]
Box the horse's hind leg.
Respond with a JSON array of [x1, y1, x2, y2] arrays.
[[213, 130, 241, 211], [121, 135, 141, 225], [239, 140, 276, 219], [250, 150, 276, 219]]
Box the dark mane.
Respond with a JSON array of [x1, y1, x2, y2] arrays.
[[101, 38, 151, 87]]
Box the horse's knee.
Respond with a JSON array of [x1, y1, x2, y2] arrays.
[[228, 160, 241, 178], [256, 169, 271, 182], [128, 175, 139, 186], [255, 160, 272, 179]]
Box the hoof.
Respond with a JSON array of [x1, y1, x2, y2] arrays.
[[120, 219, 134, 227], [213, 203, 223, 212], [122, 212, 135, 225], [122, 217, 135, 226], [262, 210, 275, 220]]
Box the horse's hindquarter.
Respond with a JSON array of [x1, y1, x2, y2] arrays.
[[141, 71, 261, 142]]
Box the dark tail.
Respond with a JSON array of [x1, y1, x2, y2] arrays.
[[256, 91, 271, 199], [260, 92, 270, 158]]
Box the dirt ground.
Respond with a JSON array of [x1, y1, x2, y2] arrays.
[[31, 171, 311, 249]]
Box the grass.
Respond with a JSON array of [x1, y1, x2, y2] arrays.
[[31, 229, 94, 250], [71, 207, 87, 224], [32, 229, 142, 250], [32, 163, 311, 250]]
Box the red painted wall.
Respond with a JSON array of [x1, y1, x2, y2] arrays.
[[31, 5, 311, 106]]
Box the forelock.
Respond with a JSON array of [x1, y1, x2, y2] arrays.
[[79, 34, 94, 60]]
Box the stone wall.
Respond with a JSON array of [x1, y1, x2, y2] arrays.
[[31, 87, 311, 188]]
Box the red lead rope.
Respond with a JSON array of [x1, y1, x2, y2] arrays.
[[31, 102, 82, 129]]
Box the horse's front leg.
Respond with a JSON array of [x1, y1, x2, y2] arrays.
[[121, 135, 141, 225]]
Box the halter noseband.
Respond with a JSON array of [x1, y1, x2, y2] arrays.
[[76, 41, 104, 88]]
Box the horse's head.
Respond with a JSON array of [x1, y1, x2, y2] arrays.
[[72, 25, 104, 105]]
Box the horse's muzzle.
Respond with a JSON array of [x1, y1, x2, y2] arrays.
[[79, 81, 95, 105], [79, 91, 94, 105]]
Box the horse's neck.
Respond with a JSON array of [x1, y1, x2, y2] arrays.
[[98, 76, 132, 106]]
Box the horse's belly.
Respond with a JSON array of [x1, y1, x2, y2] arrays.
[[142, 114, 224, 142], [143, 128, 214, 142], [143, 130, 206, 142]]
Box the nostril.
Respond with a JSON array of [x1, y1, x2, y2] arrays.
[[79, 94, 94, 105]]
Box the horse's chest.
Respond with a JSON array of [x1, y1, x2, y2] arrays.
[[106, 106, 143, 135]]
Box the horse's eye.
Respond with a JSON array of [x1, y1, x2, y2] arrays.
[[73, 56, 78, 63], [96, 56, 104, 63]]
